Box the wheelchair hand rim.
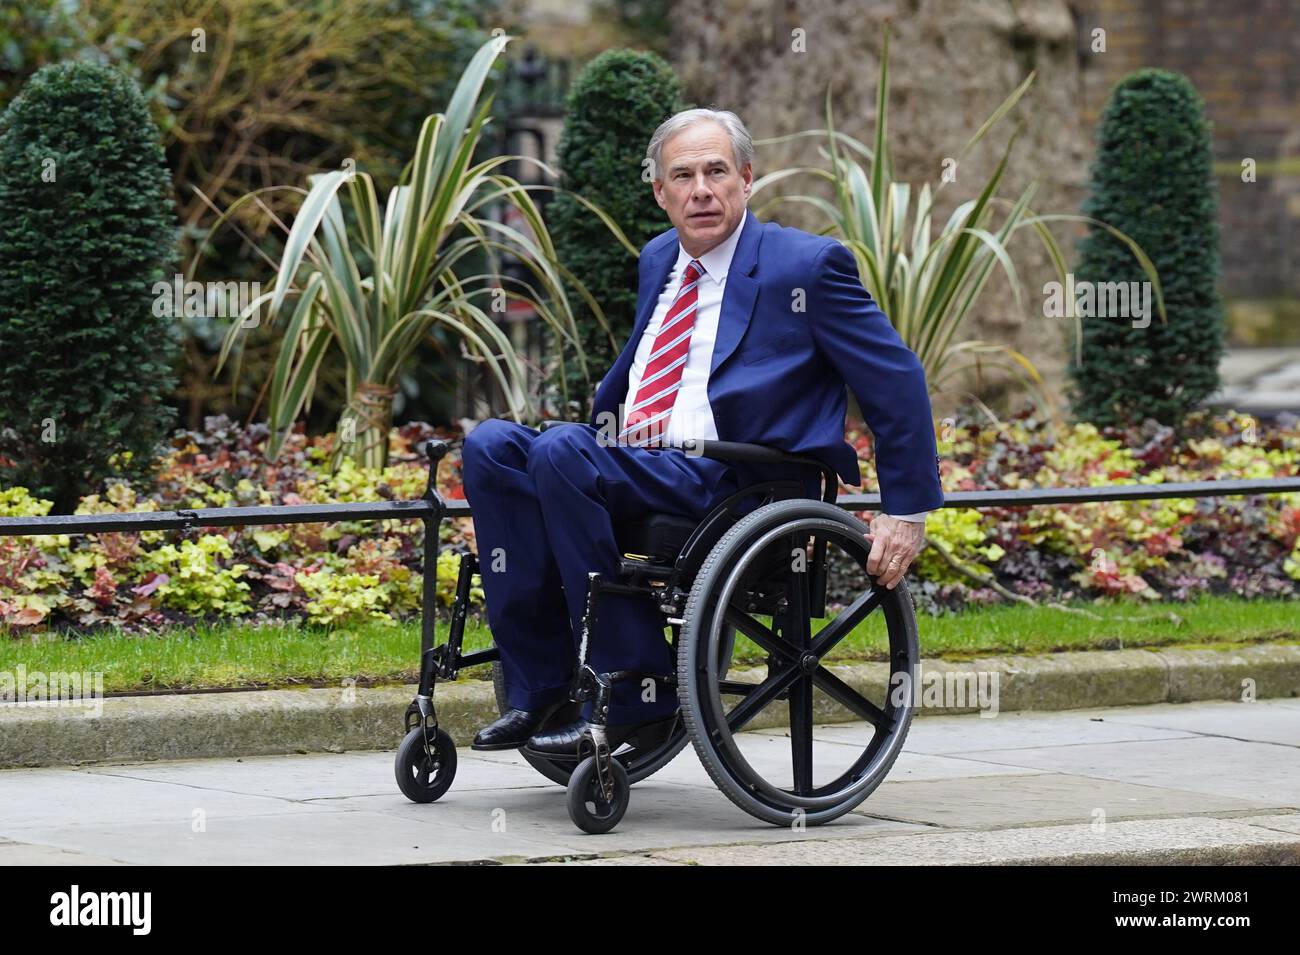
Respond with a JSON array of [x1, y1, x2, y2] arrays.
[[697, 514, 917, 813]]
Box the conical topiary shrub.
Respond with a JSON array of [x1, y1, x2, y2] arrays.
[[0, 61, 179, 510], [1068, 68, 1225, 429]]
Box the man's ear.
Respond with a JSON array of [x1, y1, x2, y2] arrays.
[[651, 180, 666, 210]]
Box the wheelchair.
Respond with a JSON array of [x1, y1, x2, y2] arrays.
[[395, 425, 920, 834]]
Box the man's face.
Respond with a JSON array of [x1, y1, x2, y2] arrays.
[[653, 120, 752, 257]]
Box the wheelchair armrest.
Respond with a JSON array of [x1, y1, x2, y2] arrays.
[[679, 439, 839, 504], [679, 438, 789, 465], [537, 419, 584, 432]]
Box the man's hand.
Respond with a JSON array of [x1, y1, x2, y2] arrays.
[[864, 514, 925, 590]]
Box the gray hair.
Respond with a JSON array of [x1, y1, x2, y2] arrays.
[[646, 108, 755, 182]]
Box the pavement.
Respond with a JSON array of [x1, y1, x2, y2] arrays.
[[1218, 346, 1300, 416], [2, 697, 1298, 865]]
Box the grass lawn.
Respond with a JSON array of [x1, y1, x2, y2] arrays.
[[1, 595, 1295, 695]]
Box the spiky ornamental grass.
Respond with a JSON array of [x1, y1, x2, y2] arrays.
[[215, 36, 633, 468]]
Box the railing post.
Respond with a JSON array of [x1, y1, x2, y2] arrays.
[[420, 440, 451, 658]]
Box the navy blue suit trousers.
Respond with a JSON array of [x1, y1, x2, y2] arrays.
[[461, 419, 744, 723]]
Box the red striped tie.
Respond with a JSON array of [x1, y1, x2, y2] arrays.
[[620, 259, 704, 447]]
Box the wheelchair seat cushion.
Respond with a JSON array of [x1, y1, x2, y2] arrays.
[[615, 512, 698, 560]]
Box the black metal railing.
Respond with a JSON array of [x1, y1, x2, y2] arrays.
[[5, 476, 1299, 538], [2, 439, 1298, 655]]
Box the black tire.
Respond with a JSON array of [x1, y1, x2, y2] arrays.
[[395, 726, 458, 804], [490, 659, 687, 785], [566, 755, 630, 834], [677, 499, 919, 827]]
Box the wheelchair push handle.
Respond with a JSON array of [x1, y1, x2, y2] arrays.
[[422, 438, 452, 463]]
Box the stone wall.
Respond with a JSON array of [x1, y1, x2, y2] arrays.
[[666, 0, 1092, 412], [505, 0, 1299, 402]]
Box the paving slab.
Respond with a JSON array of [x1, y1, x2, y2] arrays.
[[3, 810, 586, 866], [0, 766, 334, 832], [324, 777, 924, 860], [856, 771, 1278, 828], [83, 749, 550, 801], [1079, 698, 1300, 747], [811, 708, 1199, 754], [957, 735, 1300, 807], [0, 840, 130, 865], [1238, 813, 1300, 836]]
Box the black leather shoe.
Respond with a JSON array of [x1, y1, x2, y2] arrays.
[[471, 708, 547, 751], [472, 698, 583, 751], [524, 711, 680, 758]]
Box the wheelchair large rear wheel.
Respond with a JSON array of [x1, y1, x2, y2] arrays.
[[491, 660, 687, 785], [677, 499, 919, 827]]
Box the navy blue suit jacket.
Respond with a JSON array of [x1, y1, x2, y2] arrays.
[[589, 208, 944, 516]]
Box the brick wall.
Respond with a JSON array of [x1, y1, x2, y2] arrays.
[[1075, 0, 1300, 301]]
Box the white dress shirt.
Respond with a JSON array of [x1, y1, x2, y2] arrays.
[[621, 215, 929, 523]]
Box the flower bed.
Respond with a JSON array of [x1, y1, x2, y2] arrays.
[[2, 411, 1297, 633], [0, 418, 477, 632], [847, 410, 1300, 613]]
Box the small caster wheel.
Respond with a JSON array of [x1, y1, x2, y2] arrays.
[[566, 754, 630, 834], [395, 726, 457, 803]]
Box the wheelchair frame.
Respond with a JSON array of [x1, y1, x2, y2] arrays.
[[397, 427, 919, 833]]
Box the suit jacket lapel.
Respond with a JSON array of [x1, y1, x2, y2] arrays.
[[633, 241, 678, 347], [709, 208, 762, 375]]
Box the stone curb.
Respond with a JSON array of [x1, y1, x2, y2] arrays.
[[2, 644, 1298, 769]]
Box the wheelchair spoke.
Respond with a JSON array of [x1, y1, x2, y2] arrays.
[[810, 588, 881, 658], [812, 665, 891, 731], [723, 605, 799, 665], [724, 663, 802, 733], [785, 539, 815, 795], [788, 675, 814, 795]]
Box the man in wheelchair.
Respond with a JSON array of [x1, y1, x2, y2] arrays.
[[463, 107, 943, 759]]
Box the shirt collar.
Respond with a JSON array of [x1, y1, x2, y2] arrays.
[[675, 208, 747, 283]]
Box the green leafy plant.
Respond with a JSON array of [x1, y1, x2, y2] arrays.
[[296, 569, 393, 626], [2, 412, 1296, 633], [0, 0, 85, 110], [1069, 69, 1225, 428], [751, 24, 1163, 411], [139, 535, 252, 615], [216, 35, 634, 468]]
